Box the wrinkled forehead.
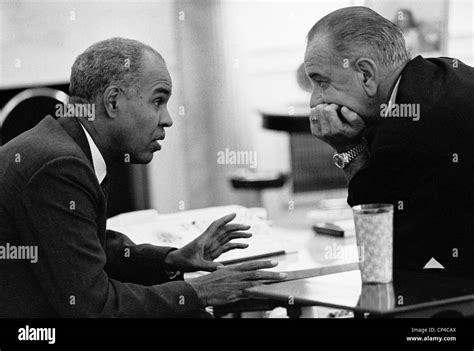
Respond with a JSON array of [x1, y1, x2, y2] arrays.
[[304, 39, 332, 73], [304, 35, 346, 76]]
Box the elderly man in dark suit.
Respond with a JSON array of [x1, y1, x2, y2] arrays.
[[0, 38, 285, 318], [305, 7, 474, 277]]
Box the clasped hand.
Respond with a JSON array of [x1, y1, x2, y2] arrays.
[[309, 103, 365, 152]]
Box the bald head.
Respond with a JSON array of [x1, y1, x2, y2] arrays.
[[307, 6, 410, 69]]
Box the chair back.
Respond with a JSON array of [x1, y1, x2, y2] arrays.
[[0, 88, 69, 145]]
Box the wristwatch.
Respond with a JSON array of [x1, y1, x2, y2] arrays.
[[332, 138, 368, 169]]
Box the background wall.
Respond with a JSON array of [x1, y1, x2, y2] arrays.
[[447, 0, 474, 64], [0, 1, 177, 86], [1, 0, 472, 215]]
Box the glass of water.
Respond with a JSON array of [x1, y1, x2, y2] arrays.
[[352, 204, 394, 283]]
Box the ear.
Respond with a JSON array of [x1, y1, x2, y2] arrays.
[[354, 58, 378, 98], [102, 86, 121, 119]]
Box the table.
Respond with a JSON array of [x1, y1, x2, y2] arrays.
[[211, 205, 361, 317], [245, 268, 474, 318]]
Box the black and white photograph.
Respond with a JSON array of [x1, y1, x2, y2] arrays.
[[0, 0, 473, 348]]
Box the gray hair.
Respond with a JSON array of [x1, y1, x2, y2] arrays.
[[69, 37, 163, 103], [307, 6, 410, 68]]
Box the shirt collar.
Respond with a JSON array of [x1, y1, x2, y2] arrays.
[[79, 123, 107, 184], [385, 75, 402, 117]]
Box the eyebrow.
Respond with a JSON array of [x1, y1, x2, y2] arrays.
[[152, 86, 171, 95]]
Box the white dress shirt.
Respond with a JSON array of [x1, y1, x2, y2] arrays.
[[384, 75, 402, 117], [79, 123, 107, 184]]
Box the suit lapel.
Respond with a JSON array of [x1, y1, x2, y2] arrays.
[[57, 116, 109, 224]]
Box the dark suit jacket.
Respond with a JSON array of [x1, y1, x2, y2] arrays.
[[0, 116, 204, 317], [348, 56, 474, 277]]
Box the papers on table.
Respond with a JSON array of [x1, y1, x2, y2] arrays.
[[107, 205, 291, 264]]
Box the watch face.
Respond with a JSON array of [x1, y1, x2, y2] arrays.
[[333, 153, 347, 169]]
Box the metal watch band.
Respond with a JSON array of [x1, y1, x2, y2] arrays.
[[333, 138, 368, 169]]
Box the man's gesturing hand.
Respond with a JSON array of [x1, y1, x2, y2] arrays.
[[187, 260, 286, 307], [164, 213, 252, 272], [309, 104, 365, 152]]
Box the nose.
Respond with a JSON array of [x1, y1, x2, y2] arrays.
[[310, 89, 323, 109], [160, 108, 173, 128]]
